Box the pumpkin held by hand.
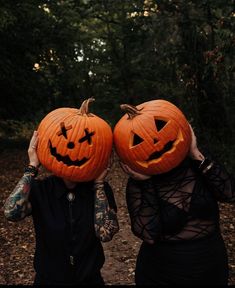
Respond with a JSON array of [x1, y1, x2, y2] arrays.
[[37, 98, 113, 182], [113, 99, 192, 175]]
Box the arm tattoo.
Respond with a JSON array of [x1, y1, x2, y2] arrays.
[[94, 183, 119, 242], [4, 173, 33, 221]]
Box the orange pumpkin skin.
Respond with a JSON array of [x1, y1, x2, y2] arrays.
[[37, 98, 113, 182], [113, 99, 192, 175]]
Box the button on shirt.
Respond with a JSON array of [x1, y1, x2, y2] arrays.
[[29, 175, 116, 284]]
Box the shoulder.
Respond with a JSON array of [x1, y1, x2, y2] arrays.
[[32, 175, 59, 188], [30, 175, 61, 200]]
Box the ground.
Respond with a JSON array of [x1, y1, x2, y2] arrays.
[[0, 148, 234, 285]]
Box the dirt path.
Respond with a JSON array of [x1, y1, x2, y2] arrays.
[[0, 148, 234, 285]]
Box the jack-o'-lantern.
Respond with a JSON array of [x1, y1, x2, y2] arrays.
[[37, 98, 113, 182], [113, 99, 192, 175]]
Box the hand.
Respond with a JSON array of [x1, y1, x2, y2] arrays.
[[28, 131, 40, 168], [94, 153, 114, 183], [119, 162, 151, 181], [188, 124, 204, 161]]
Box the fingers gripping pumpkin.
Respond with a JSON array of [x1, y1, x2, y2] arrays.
[[113, 99, 192, 175], [37, 98, 113, 182]]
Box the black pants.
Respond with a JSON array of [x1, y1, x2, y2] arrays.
[[135, 232, 229, 285], [33, 271, 105, 286]]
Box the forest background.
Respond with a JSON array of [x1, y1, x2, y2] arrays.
[[0, 0, 234, 285], [0, 0, 234, 167]]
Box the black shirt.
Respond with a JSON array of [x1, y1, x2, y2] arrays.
[[29, 175, 116, 284], [126, 156, 234, 243]]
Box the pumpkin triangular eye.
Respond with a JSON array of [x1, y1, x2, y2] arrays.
[[155, 119, 167, 131], [132, 133, 144, 146]]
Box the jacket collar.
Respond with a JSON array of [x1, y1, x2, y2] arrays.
[[54, 176, 93, 199]]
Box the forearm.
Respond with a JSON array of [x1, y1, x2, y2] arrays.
[[94, 182, 119, 242], [202, 161, 234, 202], [189, 127, 234, 202], [192, 152, 234, 202], [4, 172, 34, 221]]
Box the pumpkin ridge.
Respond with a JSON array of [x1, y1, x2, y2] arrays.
[[37, 99, 113, 181], [113, 99, 191, 175], [131, 116, 151, 163]]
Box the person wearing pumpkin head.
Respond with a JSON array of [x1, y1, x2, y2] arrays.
[[3, 98, 119, 286], [114, 99, 234, 286]]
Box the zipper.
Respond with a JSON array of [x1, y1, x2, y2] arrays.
[[67, 192, 75, 266], [70, 255, 74, 266]]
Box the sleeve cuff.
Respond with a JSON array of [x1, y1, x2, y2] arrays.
[[192, 158, 214, 174]]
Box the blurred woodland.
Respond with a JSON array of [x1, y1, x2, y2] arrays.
[[0, 0, 235, 170], [0, 0, 235, 285]]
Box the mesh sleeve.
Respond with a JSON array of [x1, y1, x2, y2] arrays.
[[192, 150, 235, 203], [126, 177, 162, 243], [203, 160, 235, 202]]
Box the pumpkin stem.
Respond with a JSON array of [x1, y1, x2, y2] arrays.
[[120, 104, 142, 119], [79, 98, 95, 115]]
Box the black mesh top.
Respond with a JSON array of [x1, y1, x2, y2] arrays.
[[126, 154, 235, 244]]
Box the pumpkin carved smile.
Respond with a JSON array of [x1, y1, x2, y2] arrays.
[[49, 140, 90, 167], [113, 99, 192, 175], [37, 98, 113, 182], [147, 140, 174, 161]]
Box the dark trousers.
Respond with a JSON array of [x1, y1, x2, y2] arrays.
[[33, 271, 105, 286], [135, 232, 229, 285]]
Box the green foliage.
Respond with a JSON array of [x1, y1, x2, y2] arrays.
[[0, 120, 36, 140], [0, 119, 36, 150], [0, 0, 234, 170]]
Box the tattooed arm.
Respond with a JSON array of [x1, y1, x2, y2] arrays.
[[4, 172, 34, 221], [94, 181, 119, 242], [4, 130, 40, 222]]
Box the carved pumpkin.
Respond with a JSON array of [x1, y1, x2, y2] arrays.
[[37, 98, 113, 182], [113, 99, 192, 175]]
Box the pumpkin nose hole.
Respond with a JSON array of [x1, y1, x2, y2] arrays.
[[67, 142, 75, 149], [153, 138, 158, 144]]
